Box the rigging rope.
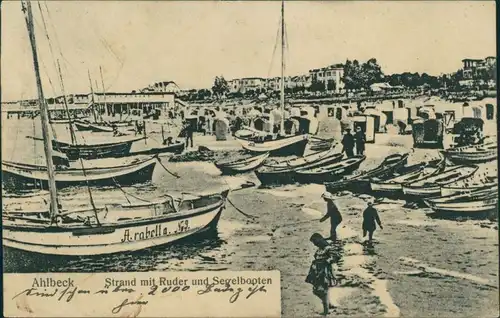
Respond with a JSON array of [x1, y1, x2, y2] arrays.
[[217, 174, 259, 220], [42, 1, 79, 77], [111, 177, 152, 203], [267, 17, 282, 79], [78, 158, 101, 226], [226, 197, 259, 220], [155, 156, 181, 179], [31, 7, 59, 139]]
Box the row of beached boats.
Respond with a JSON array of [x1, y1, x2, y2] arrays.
[[212, 137, 497, 218]]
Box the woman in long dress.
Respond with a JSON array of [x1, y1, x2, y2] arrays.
[[306, 233, 338, 316]]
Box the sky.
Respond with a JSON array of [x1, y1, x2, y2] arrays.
[[1, 0, 496, 101]]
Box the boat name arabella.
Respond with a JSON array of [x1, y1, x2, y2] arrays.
[[121, 221, 190, 243], [32, 277, 74, 288]]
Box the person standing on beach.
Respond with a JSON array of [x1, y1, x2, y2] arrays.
[[306, 233, 338, 316], [362, 201, 383, 246], [341, 128, 355, 158], [320, 192, 343, 242], [183, 119, 195, 148], [354, 126, 366, 156]]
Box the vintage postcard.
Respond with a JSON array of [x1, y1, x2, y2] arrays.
[[1, 0, 498, 317]]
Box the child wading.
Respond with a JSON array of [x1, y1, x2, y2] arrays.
[[362, 200, 383, 246], [306, 233, 338, 316], [320, 192, 343, 242]]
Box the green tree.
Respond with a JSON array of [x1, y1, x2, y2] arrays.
[[361, 58, 384, 88], [212, 76, 229, 100], [343, 59, 362, 90], [196, 89, 212, 100], [309, 79, 325, 92]]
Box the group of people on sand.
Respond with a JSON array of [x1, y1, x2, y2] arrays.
[[341, 126, 366, 157], [306, 192, 383, 316]]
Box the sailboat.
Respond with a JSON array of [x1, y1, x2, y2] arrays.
[[2, 155, 157, 190], [73, 67, 134, 133], [52, 67, 143, 160], [2, 53, 156, 189], [234, 0, 309, 157], [3, 1, 228, 256]]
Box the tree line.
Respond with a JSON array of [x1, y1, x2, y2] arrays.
[[179, 57, 496, 101]]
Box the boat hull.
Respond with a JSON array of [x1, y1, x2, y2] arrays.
[[441, 182, 498, 197], [402, 165, 478, 199], [237, 135, 309, 157], [2, 157, 156, 189], [425, 198, 498, 216], [74, 121, 92, 131], [215, 153, 269, 175], [294, 157, 364, 184], [88, 124, 114, 133], [369, 182, 403, 194], [255, 169, 295, 186], [402, 185, 440, 197], [369, 163, 439, 196], [325, 153, 409, 194], [128, 141, 185, 156], [443, 151, 497, 164], [256, 151, 344, 186], [52, 138, 143, 160], [3, 198, 225, 256]]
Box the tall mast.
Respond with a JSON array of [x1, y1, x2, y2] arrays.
[[23, 0, 59, 217], [57, 60, 76, 144], [279, 0, 285, 135], [95, 79, 103, 121], [88, 70, 98, 122], [99, 66, 108, 117]]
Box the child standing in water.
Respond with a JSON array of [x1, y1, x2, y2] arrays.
[[306, 233, 338, 316], [362, 200, 383, 246], [320, 192, 343, 242]]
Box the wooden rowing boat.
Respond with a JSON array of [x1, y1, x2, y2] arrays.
[[370, 155, 446, 195], [88, 123, 114, 133], [74, 120, 92, 131], [255, 151, 343, 186], [441, 141, 497, 164], [325, 152, 409, 194], [423, 185, 497, 216], [3, 190, 228, 256], [236, 134, 309, 157], [441, 176, 497, 197], [294, 155, 366, 184], [126, 140, 185, 156], [262, 148, 340, 170], [2, 156, 157, 189], [402, 165, 478, 198], [74, 120, 132, 132], [52, 136, 145, 160], [309, 137, 336, 152], [214, 152, 270, 175]]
